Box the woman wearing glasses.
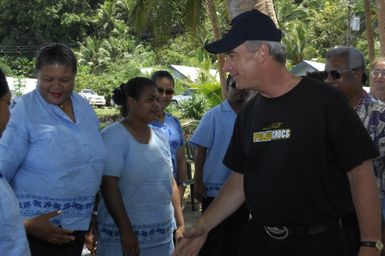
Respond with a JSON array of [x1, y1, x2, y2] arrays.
[[150, 71, 188, 202], [370, 57, 385, 102]]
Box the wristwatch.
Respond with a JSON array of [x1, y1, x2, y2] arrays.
[[360, 240, 384, 251]]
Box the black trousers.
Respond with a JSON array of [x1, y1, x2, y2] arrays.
[[198, 197, 249, 256], [28, 231, 86, 256], [341, 211, 360, 256], [238, 220, 349, 256]]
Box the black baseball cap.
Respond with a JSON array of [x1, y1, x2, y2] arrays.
[[205, 9, 282, 54]]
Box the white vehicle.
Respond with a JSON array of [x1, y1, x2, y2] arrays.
[[79, 89, 106, 107], [172, 88, 197, 105]]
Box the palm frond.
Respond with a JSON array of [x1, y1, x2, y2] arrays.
[[131, 0, 157, 33], [183, 0, 206, 36]]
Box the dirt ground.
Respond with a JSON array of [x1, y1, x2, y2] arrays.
[[181, 185, 201, 227]]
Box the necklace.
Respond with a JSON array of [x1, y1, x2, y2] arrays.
[[58, 99, 72, 112]]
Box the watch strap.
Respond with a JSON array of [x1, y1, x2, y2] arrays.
[[360, 241, 377, 247], [360, 240, 383, 251]]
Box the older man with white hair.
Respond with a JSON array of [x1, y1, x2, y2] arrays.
[[173, 10, 382, 256]]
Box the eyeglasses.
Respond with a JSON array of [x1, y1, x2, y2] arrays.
[[371, 70, 385, 78], [9, 99, 16, 109], [320, 69, 352, 80], [157, 87, 174, 96]]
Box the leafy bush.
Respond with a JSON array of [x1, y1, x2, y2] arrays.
[[192, 81, 222, 109], [94, 107, 121, 130], [0, 56, 34, 77], [180, 118, 200, 140], [179, 94, 207, 120], [165, 102, 182, 119]]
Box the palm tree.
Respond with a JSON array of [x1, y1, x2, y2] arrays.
[[377, 0, 385, 56], [130, 0, 228, 96], [254, 0, 278, 26], [77, 36, 102, 69], [206, 0, 227, 97], [364, 0, 375, 64], [95, 0, 117, 37], [130, 0, 281, 97], [115, 0, 134, 23], [226, 0, 278, 26], [226, 0, 256, 18]]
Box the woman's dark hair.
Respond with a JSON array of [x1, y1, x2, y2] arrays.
[[0, 69, 9, 98], [35, 43, 77, 74], [150, 70, 175, 86], [112, 77, 156, 116]]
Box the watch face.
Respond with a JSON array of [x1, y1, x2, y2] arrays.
[[376, 240, 384, 251]]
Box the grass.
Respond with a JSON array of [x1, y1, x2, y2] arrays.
[[94, 107, 120, 117], [94, 107, 121, 130]]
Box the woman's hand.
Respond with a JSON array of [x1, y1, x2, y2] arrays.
[[174, 224, 185, 245], [85, 215, 97, 256], [24, 211, 75, 244], [84, 231, 97, 256], [121, 230, 139, 256]]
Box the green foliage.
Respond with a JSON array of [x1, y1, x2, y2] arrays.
[[94, 107, 120, 117], [95, 107, 121, 130], [193, 81, 223, 108], [165, 103, 182, 119], [12, 77, 26, 97], [0, 56, 34, 77], [179, 94, 208, 120], [155, 36, 199, 65], [0, 0, 97, 51], [182, 0, 207, 37], [180, 118, 200, 139], [75, 38, 156, 98], [1, 0, 383, 112]]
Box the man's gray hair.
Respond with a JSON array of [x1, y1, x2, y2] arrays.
[[325, 46, 365, 71], [245, 40, 287, 64]]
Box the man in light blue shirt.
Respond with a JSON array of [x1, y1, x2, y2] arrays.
[[190, 75, 250, 256]]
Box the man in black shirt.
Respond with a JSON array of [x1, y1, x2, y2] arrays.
[[173, 9, 381, 256]]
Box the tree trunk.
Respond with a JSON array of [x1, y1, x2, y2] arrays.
[[255, 0, 278, 27], [377, 0, 385, 56], [226, 0, 278, 26], [364, 0, 375, 68], [226, 0, 256, 19], [206, 0, 227, 98]]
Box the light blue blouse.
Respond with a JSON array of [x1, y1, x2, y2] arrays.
[[97, 122, 176, 254], [151, 113, 185, 179], [0, 172, 31, 256], [190, 100, 236, 197], [0, 89, 106, 231]]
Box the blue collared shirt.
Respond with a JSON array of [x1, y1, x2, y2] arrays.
[[151, 113, 185, 179], [0, 172, 31, 256], [0, 89, 106, 230], [190, 100, 236, 197], [97, 122, 176, 250]]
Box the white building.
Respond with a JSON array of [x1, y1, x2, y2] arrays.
[[6, 77, 37, 96]]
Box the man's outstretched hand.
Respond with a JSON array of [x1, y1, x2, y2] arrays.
[[172, 222, 208, 256]]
